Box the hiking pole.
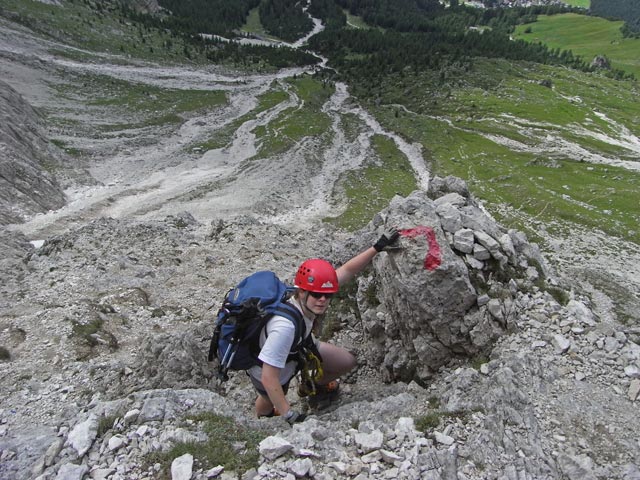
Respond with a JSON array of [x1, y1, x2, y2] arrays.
[[219, 343, 239, 380]]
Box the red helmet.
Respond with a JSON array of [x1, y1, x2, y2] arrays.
[[294, 259, 339, 293]]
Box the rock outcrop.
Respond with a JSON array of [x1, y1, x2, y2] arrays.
[[0, 81, 66, 225], [359, 179, 553, 383], [591, 55, 611, 70]]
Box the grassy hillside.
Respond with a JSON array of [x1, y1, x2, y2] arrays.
[[562, 0, 590, 7], [344, 9, 369, 29], [514, 13, 640, 78], [362, 58, 640, 244], [0, 0, 201, 63], [328, 133, 418, 230], [254, 76, 334, 158], [242, 6, 267, 36]]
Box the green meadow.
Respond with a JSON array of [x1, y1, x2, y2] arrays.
[[51, 73, 227, 133], [366, 58, 640, 244], [344, 10, 369, 29], [5, 0, 639, 247], [514, 13, 640, 78], [242, 7, 266, 36], [192, 86, 290, 152], [561, 0, 590, 7], [328, 134, 418, 230]]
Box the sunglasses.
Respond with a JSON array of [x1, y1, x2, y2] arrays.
[[308, 291, 335, 299]]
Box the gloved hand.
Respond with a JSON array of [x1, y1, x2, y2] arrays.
[[284, 409, 307, 425], [373, 227, 400, 252]]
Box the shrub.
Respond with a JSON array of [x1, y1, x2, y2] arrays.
[[416, 412, 441, 432], [146, 413, 266, 478], [69, 317, 119, 359]]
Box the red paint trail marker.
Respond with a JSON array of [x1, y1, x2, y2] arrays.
[[399, 226, 442, 271]]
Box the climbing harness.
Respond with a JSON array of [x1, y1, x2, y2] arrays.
[[299, 349, 323, 396]]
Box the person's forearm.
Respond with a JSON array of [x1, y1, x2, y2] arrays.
[[261, 365, 290, 414], [336, 247, 378, 285]]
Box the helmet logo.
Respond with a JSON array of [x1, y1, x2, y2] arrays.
[[321, 281, 335, 289], [308, 276, 315, 283]]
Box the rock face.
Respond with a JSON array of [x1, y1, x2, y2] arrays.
[[0, 81, 66, 225], [359, 179, 550, 382]]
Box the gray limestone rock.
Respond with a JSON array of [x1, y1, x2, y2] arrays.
[[361, 190, 543, 381], [0, 81, 67, 225], [67, 415, 99, 457], [259, 436, 294, 460], [453, 228, 475, 254], [473, 243, 491, 261], [566, 300, 597, 326], [54, 463, 89, 480], [0, 427, 58, 480], [354, 429, 384, 453], [434, 192, 467, 209], [557, 453, 598, 480], [289, 458, 313, 477], [436, 202, 463, 233], [624, 365, 640, 379], [171, 453, 193, 480], [370, 192, 479, 380], [552, 334, 571, 354], [428, 176, 471, 200], [474, 231, 501, 258], [629, 380, 640, 401]]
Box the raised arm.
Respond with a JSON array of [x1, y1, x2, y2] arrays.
[[336, 247, 378, 285], [335, 228, 399, 286]]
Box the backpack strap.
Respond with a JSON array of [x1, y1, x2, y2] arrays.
[[251, 301, 306, 364], [276, 302, 325, 372], [273, 302, 306, 343]]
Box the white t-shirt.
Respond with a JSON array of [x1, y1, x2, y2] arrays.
[[248, 298, 315, 385]]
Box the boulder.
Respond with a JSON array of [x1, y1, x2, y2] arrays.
[[591, 55, 610, 70], [370, 191, 478, 381], [360, 186, 547, 382]]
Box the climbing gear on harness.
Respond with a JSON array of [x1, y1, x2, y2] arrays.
[[298, 349, 324, 397]]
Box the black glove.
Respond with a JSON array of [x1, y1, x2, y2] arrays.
[[373, 227, 400, 252], [284, 410, 307, 425]]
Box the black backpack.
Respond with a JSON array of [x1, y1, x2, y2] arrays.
[[208, 271, 307, 381]]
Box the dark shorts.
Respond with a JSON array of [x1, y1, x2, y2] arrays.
[[249, 373, 291, 398]]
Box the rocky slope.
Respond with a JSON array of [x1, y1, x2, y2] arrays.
[[1, 185, 639, 480], [0, 4, 639, 480], [0, 80, 66, 225]]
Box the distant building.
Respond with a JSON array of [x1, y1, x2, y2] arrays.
[[481, 0, 565, 6]]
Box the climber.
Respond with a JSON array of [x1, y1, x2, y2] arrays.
[[250, 228, 400, 424]]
